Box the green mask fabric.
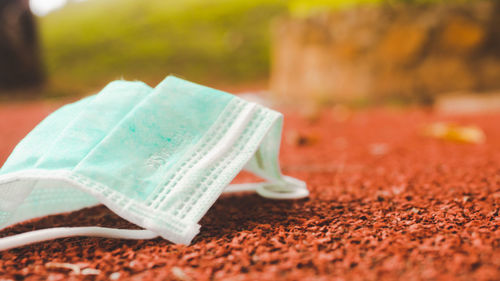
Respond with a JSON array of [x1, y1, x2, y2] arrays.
[[0, 76, 308, 251]]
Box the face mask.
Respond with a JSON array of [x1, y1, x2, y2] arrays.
[[0, 76, 308, 251]]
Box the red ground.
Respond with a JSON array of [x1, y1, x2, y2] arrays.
[[0, 102, 498, 281]]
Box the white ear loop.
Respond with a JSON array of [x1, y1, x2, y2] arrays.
[[225, 176, 309, 200], [0, 175, 308, 251], [0, 227, 158, 251]]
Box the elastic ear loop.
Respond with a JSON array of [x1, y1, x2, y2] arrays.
[[225, 176, 309, 200], [0, 177, 307, 251], [0, 227, 158, 251]]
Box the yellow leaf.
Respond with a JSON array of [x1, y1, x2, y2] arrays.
[[423, 122, 485, 144]]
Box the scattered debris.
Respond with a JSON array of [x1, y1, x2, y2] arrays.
[[391, 185, 406, 195], [46, 273, 65, 281], [171, 267, 193, 281], [287, 131, 319, 146], [109, 272, 121, 280], [369, 143, 389, 156], [45, 262, 80, 275], [410, 207, 420, 214], [423, 122, 486, 143], [81, 268, 100, 275], [45, 262, 100, 276]]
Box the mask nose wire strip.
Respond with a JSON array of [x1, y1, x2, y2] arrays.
[[0, 227, 158, 251]]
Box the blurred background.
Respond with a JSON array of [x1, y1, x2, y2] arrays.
[[0, 0, 499, 109], [2, 1, 500, 278]]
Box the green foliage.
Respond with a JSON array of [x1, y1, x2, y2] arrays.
[[287, 0, 466, 17], [288, 0, 380, 17], [40, 0, 288, 96]]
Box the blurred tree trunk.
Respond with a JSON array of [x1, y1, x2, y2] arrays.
[[0, 0, 44, 92]]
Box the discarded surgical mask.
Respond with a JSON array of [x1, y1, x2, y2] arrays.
[[0, 76, 308, 251]]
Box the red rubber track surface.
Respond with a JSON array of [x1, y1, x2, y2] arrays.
[[0, 103, 498, 281]]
